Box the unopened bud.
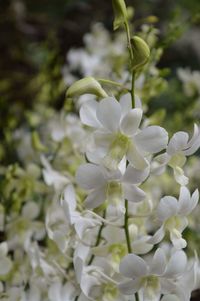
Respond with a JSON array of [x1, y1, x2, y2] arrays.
[[66, 77, 108, 98], [31, 131, 46, 152], [131, 36, 150, 71], [112, 0, 128, 30]]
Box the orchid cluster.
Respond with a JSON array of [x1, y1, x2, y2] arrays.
[[1, 1, 200, 301]]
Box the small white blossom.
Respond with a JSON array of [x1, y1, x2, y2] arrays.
[[149, 187, 199, 249], [119, 248, 187, 301], [76, 163, 149, 210]]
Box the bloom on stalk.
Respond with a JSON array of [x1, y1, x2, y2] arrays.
[[76, 162, 149, 210], [152, 125, 200, 185], [149, 186, 199, 249], [119, 248, 187, 301], [80, 94, 168, 170]]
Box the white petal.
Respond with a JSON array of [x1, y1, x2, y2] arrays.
[[22, 201, 39, 220], [0, 256, 12, 275], [177, 186, 198, 216], [62, 184, 76, 213], [151, 153, 170, 176], [187, 124, 199, 147], [161, 295, 180, 301], [123, 184, 146, 203], [48, 282, 62, 301], [184, 124, 200, 155], [173, 166, 189, 186], [74, 216, 100, 238], [131, 237, 153, 255], [167, 132, 189, 156], [96, 97, 121, 132], [178, 186, 190, 209], [76, 163, 105, 190], [119, 93, 132, 117], [123, 164, 149, 184], [73, 256, 83, 283], [120, 108, 142, 136], [119, 253, 147, 278], [191, 189, 199, 212], [164, 250, 187, 278], [127, 142, 148, 170], [85, 187, 106, 209], [160, 278, 177, 294], [86, 148, 106, 165], [118, 279, 141, 295], [170, 229, 187, 249], [148, 226, 165, 244], [135, 94, 142, 109], [80, 100, 100, 127], [80, 273, 101, 298], [157, 196, 178, 222], [135, 126, 168, 153], [94, 130, 113, 148], [150, 248, 167, 275]]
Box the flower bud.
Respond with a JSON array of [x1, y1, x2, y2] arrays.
[[31, 131, 46, 152], [131, 36, 150, 71], [66, 77, 108, 98], [112, 0, 128, 30]]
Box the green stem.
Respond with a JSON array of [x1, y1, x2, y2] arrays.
[[124, 21, 135, 108], [135, 292, 140, 301], [124, 199, 132, 253], [124, 200, 140, 301], [131, 70, 135, 107], [88, 210, 106, 265], [124, 22, 133, 62]]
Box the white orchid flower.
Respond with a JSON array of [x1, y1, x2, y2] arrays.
[[76, 162, 149, 210], [149, 186, 199, 249], [60, 184, 101, 239], [80, 94, 168, 170], [91, 225, 153, 272], [74, 255, 119, 301], [41, 155, 69, 192], [119, 248, 187, 301], [152, 125, 200, 185]]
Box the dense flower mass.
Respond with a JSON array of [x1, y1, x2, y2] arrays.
[[1, 1, 200, 300]]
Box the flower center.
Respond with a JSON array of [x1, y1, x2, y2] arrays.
[[165, 215, 182, 231], [141, 275, 160, 300], [106, 181, 123, 205], [103, 133, 130, 170]]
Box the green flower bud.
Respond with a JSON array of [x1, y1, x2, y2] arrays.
[[66, 77, 108, 98], [131, 36, 150, 71], [31, 131, 46, 152], [112, 0, 128, 30]]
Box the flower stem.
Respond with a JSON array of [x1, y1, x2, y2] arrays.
[[124, 200, 140, 301], [87, 210, 106, 265], [124, 199, 132, 253], [135, 292, 140, 301], [131, 70, 135, 107]]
